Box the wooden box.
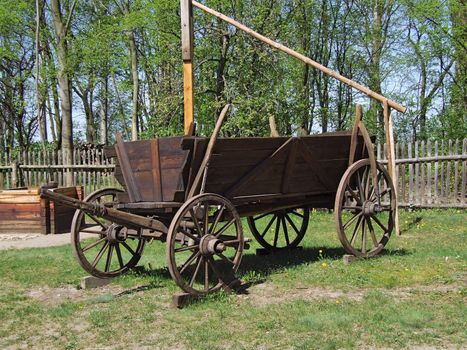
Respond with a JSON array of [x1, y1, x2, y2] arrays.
[[0, 186, 83, 234]]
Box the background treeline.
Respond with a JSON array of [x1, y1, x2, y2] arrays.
[[0, 0, 465, 159]]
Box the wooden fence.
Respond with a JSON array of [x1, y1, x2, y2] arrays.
[[0, 139, 466, 208]]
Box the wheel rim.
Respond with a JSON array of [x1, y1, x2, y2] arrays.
[[167, 194, 244, 295], [71, 188, 145, 278], [247, 207, 309, 250], [335, 159, 395, 257]]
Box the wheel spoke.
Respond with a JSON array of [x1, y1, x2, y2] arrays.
[[178, 227, 201, 243], [174, 245, 198, 253], [204, 259, 209, 291], [203, 203, 209, 236], [253, 212, 271, 221], [189, 209, 204, 236], [217, 253, 234, 265], [361, 219, 367, 254], [357, 171, 366, 201], [366, 217, 379, 248], [284, 214, 300, 235], [189, 256, 202, 287], [82, 237, 106, 253], [350, 215, 363, 246], [282, 217, 290, 246], [273, 218, 280, 247], [260, 215, 276, 238], [223, 239, 242, 246], [115, 244, 124, 269], [87, 214, 108, 230], [105, 244, 114, 272], [92, 241, 109, 268], [80, 228, 105, 234], [179, 251, 201, 275], [290, 210, 304, 219], [208, 257, 223, 282], [214, 218, 235, 238], [210, 205, 225, 235], [343, 212, 362, 230], [345, 185, 362, 204], [121, 241, 136, 256], [370, 214, 388, 233]]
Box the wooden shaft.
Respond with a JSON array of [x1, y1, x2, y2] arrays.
[[192, 1, 406, 113], [181, 0, 195, 135], [183, 62, 194, 135], [348, 104, 363, 166], [40, 189, 167, 233], [187, 104, 231, 199]]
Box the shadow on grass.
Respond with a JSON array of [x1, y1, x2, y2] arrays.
[[126, 246, 410, 296]]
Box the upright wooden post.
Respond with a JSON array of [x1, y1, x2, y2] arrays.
[[181, 0, 194, 135], [384, 100, 400, 235]]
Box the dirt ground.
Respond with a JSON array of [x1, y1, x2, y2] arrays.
[[0, 233, 92, 250]]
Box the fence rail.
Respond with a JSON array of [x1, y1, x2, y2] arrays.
[[1, 138, 466, 208]]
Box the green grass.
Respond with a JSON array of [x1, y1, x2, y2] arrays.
[[0, 209, 465, 349]]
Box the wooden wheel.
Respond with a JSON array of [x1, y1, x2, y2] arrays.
[[71, 188, 145, 278], [335, 159, 396, 257], [166, 193, 244, 295], [247, 207, 309, 251]]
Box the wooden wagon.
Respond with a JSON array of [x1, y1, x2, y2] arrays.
[[41, 1, 405, 297]]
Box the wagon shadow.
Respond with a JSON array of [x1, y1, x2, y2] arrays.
[[127, 246, 410, 295]]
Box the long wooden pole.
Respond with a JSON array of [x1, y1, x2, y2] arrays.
[[192, 1, 406, 114], [181, 0, 194, 135]]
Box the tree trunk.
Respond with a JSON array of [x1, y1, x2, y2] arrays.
[[35, 0, 47, 144], [50, 0, 75, 186], [100, 77, 108, 145]]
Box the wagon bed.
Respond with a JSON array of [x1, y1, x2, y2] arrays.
[[106, 131, 367, 216]]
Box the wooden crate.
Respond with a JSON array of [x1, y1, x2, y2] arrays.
[[0, 186, 83, 234]]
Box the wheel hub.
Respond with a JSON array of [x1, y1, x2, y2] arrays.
[[106, 224, 128, 244], [362, 201, 381, 216], [199, 234, 226, 256]]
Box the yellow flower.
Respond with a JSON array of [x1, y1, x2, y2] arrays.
[[335, 300, 341, 304], [322, 262, 328, 267]]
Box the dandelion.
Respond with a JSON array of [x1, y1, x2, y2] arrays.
[[322, 262, 328, 267], [336, 300, 341, 304]]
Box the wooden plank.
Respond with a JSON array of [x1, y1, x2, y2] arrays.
[[115, 133, 142, 202], [446, 140, 452, 199], [181, 0, 194, 135], [453, 140, 459, 202], [426, 140, 431, 204], [282, 139, 297, 193], [415, 141, 419, 204], [224, 137, 294, 198], [348, 104, 362, 166], [462, 139, 466, 205], [433, 141, 438, 203], [440, 140, 445, 201], [297, 138, 333, 191], [408, 142, 414, 204], [420, 141, 425, 204], [151, 139, 163, 201], [400, 143, 406, 203]]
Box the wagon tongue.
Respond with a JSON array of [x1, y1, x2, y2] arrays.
[[40, 189, 168, 235]]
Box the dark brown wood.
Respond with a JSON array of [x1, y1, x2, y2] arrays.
[[115, 133, 142, 202], [187, 104, 230, 199], [349, 104, 363, 166]]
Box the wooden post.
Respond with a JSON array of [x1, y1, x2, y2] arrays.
[[181, 0, 194, 135], [383, 101, 399, 235]]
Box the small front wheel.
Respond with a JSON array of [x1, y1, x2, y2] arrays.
[[166, 194, 244, 295], [335, 159, 396, 257], [71, 188, 145, 278]]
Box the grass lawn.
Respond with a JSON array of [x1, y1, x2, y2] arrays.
[[0, 209, 465, 349]]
